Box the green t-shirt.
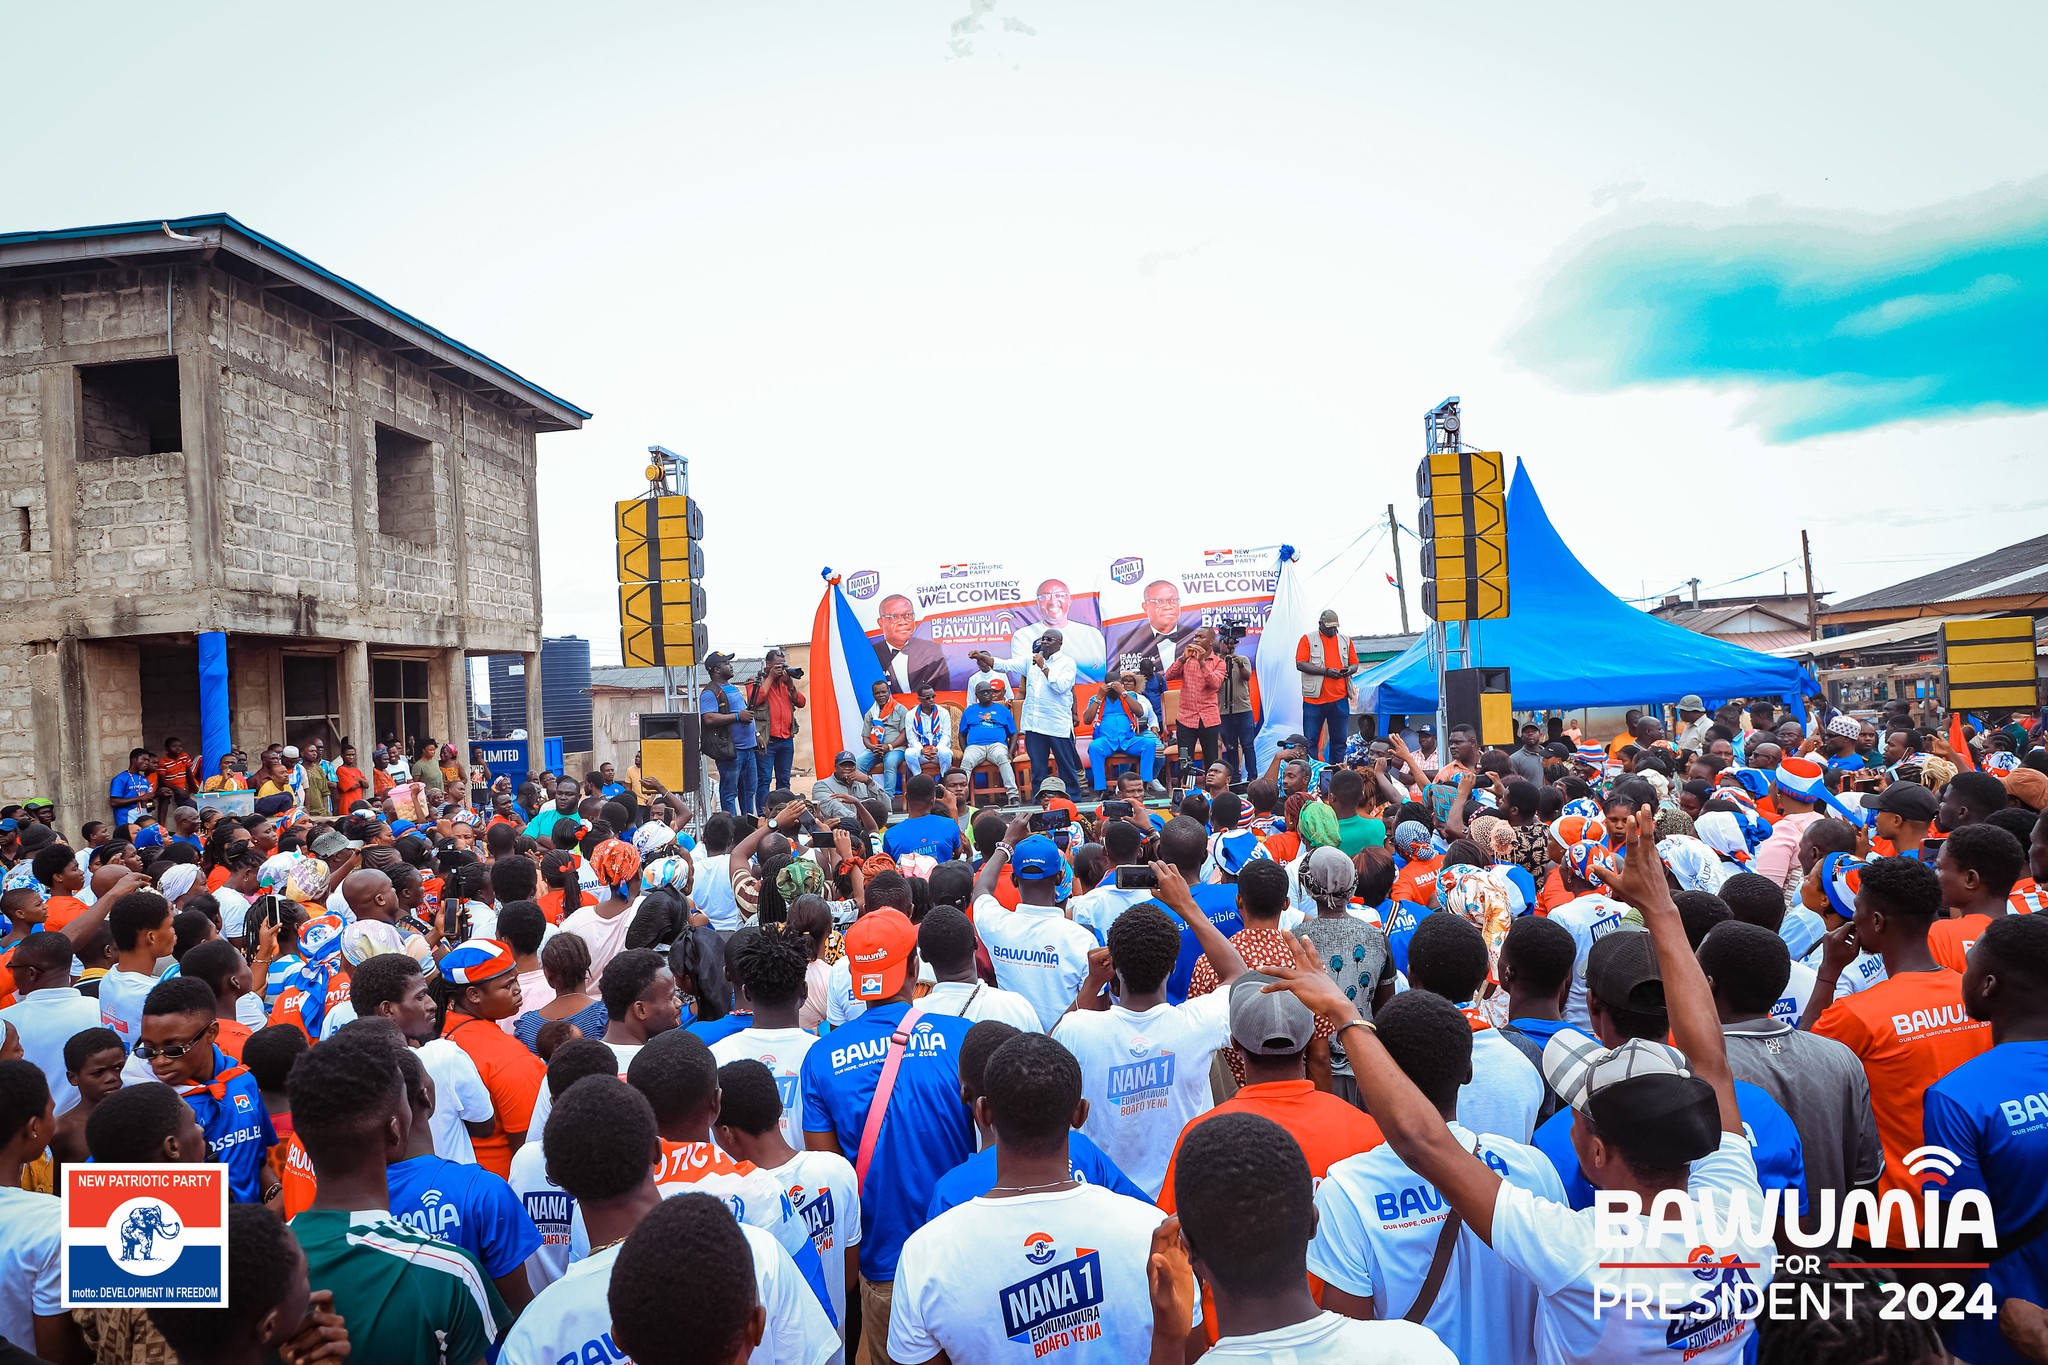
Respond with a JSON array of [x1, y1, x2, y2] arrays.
[[293, 1208, 506, 1365], [1335, 814, 1387, 858]]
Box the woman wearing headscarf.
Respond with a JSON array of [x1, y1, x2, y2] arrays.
[[1295, 844, 1393, 1109], [1466, 814, 1535, 912], [1432, 861, 1513, 1024]]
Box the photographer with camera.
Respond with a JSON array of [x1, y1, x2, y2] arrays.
[[1215, 623, 1256, 780], [745, 647, 806, 796], [1083, 669, 1165, 797], [1165, 627, 1227, 785]]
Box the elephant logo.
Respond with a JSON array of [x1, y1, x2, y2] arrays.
[[116, 1202, 182, 1266]]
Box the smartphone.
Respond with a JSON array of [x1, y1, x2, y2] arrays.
[[1028, 810, 1065, 833], [1100, 799, 1135, 819], [1113, 865, 1160, 891], [1921, 836, 1945, 857]]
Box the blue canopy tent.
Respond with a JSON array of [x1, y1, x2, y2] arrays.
[[1357, 461, 1817, 715]]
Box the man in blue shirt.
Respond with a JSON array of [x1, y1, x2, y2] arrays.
[[1820, 714, 1868, 771], [881, 775, 964, 864], [1926, 911, 2048, 1365], [926, 1018, 1146, 1219], [137, 978, 276, 1204], [1145, 817, 1244, 1004], [955, 680, 1019, 802], [799, 908, 974, 1355], [1082, 670, 1161, 794], [383, 1040, 540, 1313], [109, 749, 154, 830], [1529, 931, 1807, 1214], [699, 651, 759, 818]]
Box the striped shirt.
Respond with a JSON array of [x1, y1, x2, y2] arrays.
[[291, 1208, 506, 1365]]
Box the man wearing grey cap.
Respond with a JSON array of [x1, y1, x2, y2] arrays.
[[1258, 807, 1779, 1364], [1155, 972, 1381, 1213]]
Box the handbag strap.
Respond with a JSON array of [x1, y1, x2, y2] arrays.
[[1373, 1136, 1478, 1324], [854, 1007, 925, 1192]]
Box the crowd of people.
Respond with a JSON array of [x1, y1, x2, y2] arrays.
[[0, 684, 2042, 1363]]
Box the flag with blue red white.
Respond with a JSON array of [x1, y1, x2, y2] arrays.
[[62, 1164, 229, 1307]]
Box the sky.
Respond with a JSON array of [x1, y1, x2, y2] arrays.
[[13, 1, 2046, 664]]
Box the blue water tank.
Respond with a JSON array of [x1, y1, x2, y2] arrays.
[[541, 636, 594, 753], [486, 656, 529, 737]]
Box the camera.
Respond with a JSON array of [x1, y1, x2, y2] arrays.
[[1219, 621, 1247, 643], [784, 667, 803, 680], [1113, 865, 1160, 891]]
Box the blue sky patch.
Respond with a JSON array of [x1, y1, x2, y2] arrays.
[[1510, 183, 2048, 440]]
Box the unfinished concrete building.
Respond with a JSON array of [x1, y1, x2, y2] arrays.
[[0, 215, 589, 834]]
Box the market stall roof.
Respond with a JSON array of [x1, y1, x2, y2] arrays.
[[1357, 462, 1817, 714]]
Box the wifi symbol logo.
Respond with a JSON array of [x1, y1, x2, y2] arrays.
[[420, 1190, 445, 1209], [1904, 1146, 1961, 1186]]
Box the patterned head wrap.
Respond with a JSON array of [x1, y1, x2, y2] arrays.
[[590, 838, 641, 888], [1655, 807, 1697, 841], [1983, 752, 2020, 775], [642, 852, 691, 891], [1563, 841, 1619, 887], [1296, 801, 1342, 850], [1467, 815, 1515, 865], [285, 857, 330, 905], [1547, 813, 1607, 850], [776, 858, 826, 906], [1657, 835, 1726, 893], [1433, 865, 1512, 995], [1393, 820, 1435, 861], [1561, 797, 1603, 822]]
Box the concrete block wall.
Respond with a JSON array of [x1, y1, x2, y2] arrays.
[[0, 259, 556, 824], [74, 452, 194, 597], [0, 644, 37, 798]]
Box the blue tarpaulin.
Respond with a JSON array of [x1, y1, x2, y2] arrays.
[[1357, 461, 1817, 715]]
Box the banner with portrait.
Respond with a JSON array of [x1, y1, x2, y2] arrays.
[[832, 547, 1279, 696]]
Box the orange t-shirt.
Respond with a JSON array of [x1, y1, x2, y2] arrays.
[[1929, 914, 1995, 974], [215, 1018, 253, 1061], [1157, 1080, 1383, 1342], [2012, 879, 2045, 915], [1814, 968, 1991, 1197], [44, 896, 90, 933], [279, 1131, 317, 1219], [442, 1012, 545, 1178], [1535, 867, 1572, 916], [1296, 634, 1353, 705], [1391, 856, 1443, 906], [206, 865, 231, 893]]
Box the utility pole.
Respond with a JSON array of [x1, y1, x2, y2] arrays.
[[1687, 577, 1701, 609], [1386, 503, 1411, 634], [1801, 529, 1820, 641]]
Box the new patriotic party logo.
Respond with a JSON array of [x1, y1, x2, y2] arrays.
[[62, 1164, 228, 1307]]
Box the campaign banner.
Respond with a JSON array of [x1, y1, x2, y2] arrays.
[[835, 547, 1278, 693], [63, 1164, 229, 1307]]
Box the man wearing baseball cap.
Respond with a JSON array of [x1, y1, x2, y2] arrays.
[[1870, 779, 1939, 859], [969, 820, 1096, 1030], [1527, 927, 1807, 1214], [1258, 806, 1778, 1363], [798, 908, 975, 1363]]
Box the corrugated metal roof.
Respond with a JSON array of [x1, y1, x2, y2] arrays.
[[0, 214, 589, 429], [1827, 532, 2048, 614], [1769, 614, 1990, 659], [1657, 603, 1809, 635]]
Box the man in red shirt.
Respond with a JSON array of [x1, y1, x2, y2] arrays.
[[746, 649, 807, 798], [1800, 856, 1991, 1198], [1166, 628, 1227, 785]]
